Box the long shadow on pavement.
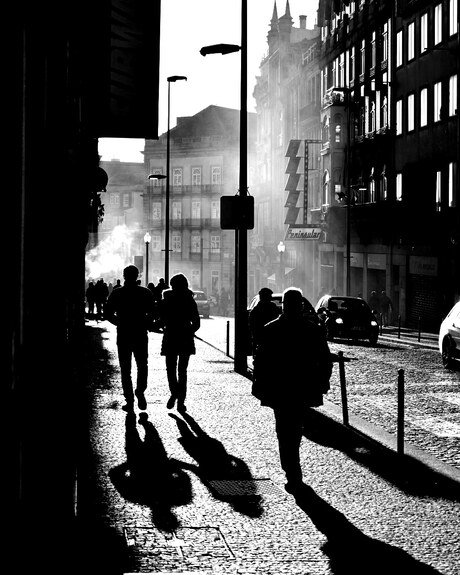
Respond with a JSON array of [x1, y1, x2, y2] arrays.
[[109, 412, 193, 532], [302, 408, 460, 501], [169, 412, 263, 518], [291, 483, 443, 574]]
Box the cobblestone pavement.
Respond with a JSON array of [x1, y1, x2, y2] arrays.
[[79, 320, 460, 575]]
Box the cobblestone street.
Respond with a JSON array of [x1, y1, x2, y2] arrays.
[[78, 321, 460, 574]]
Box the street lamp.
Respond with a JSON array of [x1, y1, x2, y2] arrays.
[[277, 241, 286, 292], [200, 0, 248, 375], [143, 232, 151, 286], [164, 75, 187, 285]]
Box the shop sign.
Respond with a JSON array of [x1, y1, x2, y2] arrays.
[[285, 227, 322, 240], [410, 256, 438, 276]]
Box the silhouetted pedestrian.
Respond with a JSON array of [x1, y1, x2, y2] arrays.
[[85, 281, 96, 318], [113, 279, 122, 291], [105, 265, 156, 412], [94, 278, 109, 320], [154, 278, 168, 303], [248, 287, 279, 355], [252, 287, 332, 494], [158, 273, 200, 413], [368, 290, 381, 316], [380, 290, 393, 327], [147, 282, 156, 294], [219, 287, 229, 315]]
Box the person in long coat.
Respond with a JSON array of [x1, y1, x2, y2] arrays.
[[252, 287, 332, 493], [159, 273, 200, 413]]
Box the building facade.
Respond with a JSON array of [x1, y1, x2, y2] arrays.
[[143, 105, 257, 301]]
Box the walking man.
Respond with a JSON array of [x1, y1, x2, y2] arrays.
[[252, 287, 332, 493], [380, 290, 393, 327], [105, 265, 156, 411], [248, 287, 279, 356]]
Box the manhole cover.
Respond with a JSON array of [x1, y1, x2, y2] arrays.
[[208, 478, 282, 497]]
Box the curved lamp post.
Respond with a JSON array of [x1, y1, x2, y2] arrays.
[[144, 232, 151, 286], [200, 0, 248, 374]]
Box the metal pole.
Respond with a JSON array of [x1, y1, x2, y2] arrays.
[[418, 316, 421, 342], [398, 314, 401, 338], [226, 320, 230, 357], [234, 0, 248, 375], [397, 368, 405, 455], [145, 241, 149, 286], [165, 80, 171, 286], [338, 351, 349, 426]]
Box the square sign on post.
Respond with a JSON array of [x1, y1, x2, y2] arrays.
[[220, 195, 254, 229]]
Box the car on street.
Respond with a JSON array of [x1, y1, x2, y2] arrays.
[[315, 295, 379, 345], [438, 301, 460, 368], [247, 292, 319, 323], [193, 290, 210, 318]]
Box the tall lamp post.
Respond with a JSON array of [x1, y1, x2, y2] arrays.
[[277, 241, 286, 292], [200, 0, 248, 374], [144, 232, 151, 286]]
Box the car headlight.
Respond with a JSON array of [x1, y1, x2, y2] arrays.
[[371, 320, 378, 327], [335, 317, 344, 325]]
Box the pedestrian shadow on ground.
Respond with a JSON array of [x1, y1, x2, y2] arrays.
[[109, 412, 193, 532], [169, 412, 263, 518], [302, 408, 460, 501], [292, 483, 443, 575]]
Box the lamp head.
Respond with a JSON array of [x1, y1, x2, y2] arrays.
[[167, 75, 187, 82], [200, 44, 241, 56]]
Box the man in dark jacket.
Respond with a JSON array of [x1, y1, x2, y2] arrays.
[[252, 287, 332, 493], [248, 287, 280, 356], [105, 265, 156, 412]]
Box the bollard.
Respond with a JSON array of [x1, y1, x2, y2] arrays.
[[338, 351, 349, 427], [379, 314, 383, 335], [397, 368, 405, 455], [226, 320, 230, 357], [417, 316, 421, 342], [398, 314, 401, 339]]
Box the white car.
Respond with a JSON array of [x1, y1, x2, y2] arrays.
[[439, 301, 460, 368]]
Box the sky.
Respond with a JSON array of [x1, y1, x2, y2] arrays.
[[98, 0, 318, 162]]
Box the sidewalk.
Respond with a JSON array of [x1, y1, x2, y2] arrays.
[[76, 321, 460, 575], [378, 324, 439, 350]]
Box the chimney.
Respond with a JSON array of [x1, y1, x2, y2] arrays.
[[299, 15, 306, 29]]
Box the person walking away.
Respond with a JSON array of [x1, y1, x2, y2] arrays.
[[158, 273, 200, 413], [219, 287, 229, 316], [248, 288, 280, 356], [105, 265, 156, 412], [368, 290, 381, 318], [380, 290, 393, 327], [94, 278, 109, 320], [154, 278, 168, 303], [113, 279, 122, 291], [252, 287, 332, 494], [85, 281, 96, 318]]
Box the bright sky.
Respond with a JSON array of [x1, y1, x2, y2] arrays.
[[98, 0, 318, 162]]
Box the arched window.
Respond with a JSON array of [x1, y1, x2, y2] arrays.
[[334, 113, 343, 143], [382, 96, 388, 128], [370, 102, 376, 132], [322, 116, 330, 143], [323, 170, 330, 208]]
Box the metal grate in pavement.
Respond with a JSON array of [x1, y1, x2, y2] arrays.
[[208, 478, 283, 497]]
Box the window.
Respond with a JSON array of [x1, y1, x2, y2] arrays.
[[380, 170, 388, 200], [434, 81, 442, 122], [191, 234, 201, 253], [371, 32, 376, 69], [396, 99, 403, 134], [210, 235, 221, 253], [449, 74, 457, 116], [407, 22, 415, 61], [172, 201, 182, 220], [382, 23, 388, 63], [450, 0, 458, 36], [360, 39, 365, 76], [436, 170, 442, 211], [192, 201, 201, 219], [449, 162, 457, 206], [339, 53, 345, 86], [382, 95, 388, 127], [350, 46, 355, 83], [152, 234, 161, 252], [211, 200, 220, 219], [211, 166, 222, 184], [369, 179, 376, 203], [192, 167, 202, 185], [396, 173, 403, 201], [322, 171, 330, 207], [152, 202, 161, 220], [172, 234, 182, 253], [172, 168, 183, 186], [420, 13, 428, 53], [396, 31, 403, 67], [191, 270, 200, 289], [370, 102, 376, 132], [434, 3, 443, 45], [407, 94, 415, 131], [420, 88, 428, 126]]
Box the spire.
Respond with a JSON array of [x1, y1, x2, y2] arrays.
[[270, 1, 278, 29], [284, 0, 291, 20]]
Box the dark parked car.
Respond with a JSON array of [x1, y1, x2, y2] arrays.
[[315, 295, 379, 345], [438, 301, 460, 368], [193, 290, 210, 318]]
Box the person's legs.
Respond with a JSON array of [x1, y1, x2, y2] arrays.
[[274, 407, 304, 487], [117, 339, 134, 409], [133, 333, 148, 410], [165, 354, 179, 408], [176, 354, 190, 411]]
